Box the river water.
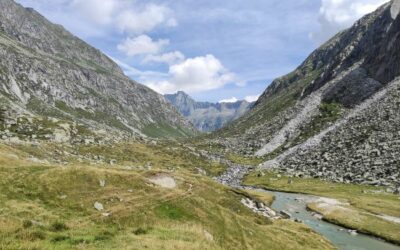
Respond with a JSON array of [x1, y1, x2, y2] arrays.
[[258, 190, 400, 250]]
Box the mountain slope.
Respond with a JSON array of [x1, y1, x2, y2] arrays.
[[215, 0, 400, 188], [0, 0, 195, 140], [165, 91, 253, 132]]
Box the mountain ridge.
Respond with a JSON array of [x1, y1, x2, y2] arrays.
[[211, 0, 400, 189], [0, 0, 196, 141], [164, 91, 253, 132]]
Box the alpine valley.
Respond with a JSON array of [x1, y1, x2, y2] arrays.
[[0, 0, 399, 250]]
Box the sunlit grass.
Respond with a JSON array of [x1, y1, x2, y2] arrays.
[[0, 144, 335, 250]]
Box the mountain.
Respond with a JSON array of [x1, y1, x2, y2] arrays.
[[0, 0, 195, 142], [215, 0, 400, 188], [164, 91, 253, 132]]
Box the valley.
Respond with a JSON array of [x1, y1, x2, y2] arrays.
[[0, 0, 399, 249]]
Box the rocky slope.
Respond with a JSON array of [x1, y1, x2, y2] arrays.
[[165, 91, 253, 132], [0, 0, 195, 141], [215, 0, 400, 189]]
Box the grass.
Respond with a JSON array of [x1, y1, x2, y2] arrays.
[[226, 153, 265, 166], [232, 189, 275, 206], [10, 140, 228, 178], [243, 171, 400, 244], [0, 143, 335, 250], [55, 100, 130, 132], [307, 202, 400, 244], [143, 123, 194, 139], [291, 102, 343, 146]]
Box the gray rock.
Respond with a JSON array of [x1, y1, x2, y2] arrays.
[[164, 91, 253, 132], [94, 202, 104, 211], [0, 0, 196, 140], [280, 210, 292, 219], [99, 180, 106, 187]]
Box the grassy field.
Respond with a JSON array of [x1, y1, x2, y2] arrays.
[[0, 143, 335, 250], [12, 141, 228, 178], [243, 171, 400, 244]]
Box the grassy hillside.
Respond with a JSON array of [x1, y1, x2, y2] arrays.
[[0, 143, 335, 250]]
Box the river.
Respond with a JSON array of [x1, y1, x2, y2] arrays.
[[257, 189, 400, 250]]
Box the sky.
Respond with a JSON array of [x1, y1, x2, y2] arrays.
[[16, 0, 389, 103]]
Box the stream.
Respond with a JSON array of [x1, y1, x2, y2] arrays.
[[215, 163, 400, 249], [257, 189, 400, 250]]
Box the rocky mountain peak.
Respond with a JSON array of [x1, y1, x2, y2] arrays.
[[214, 1, 400, 189], [165, 91, 253, 132]]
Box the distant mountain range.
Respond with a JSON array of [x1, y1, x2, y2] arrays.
[[164, 91, 254, 132]]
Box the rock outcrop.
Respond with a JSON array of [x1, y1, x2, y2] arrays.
[[215, 1, 400, 189], [0, 0, 195, 140]]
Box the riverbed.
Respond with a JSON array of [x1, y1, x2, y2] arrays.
[[258, 189, 400, 250]]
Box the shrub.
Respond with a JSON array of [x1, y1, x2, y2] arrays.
[[51, 235, 70, 242], [50, 221, 68, 232], [22, 220, 33, 228], [133, 227, 152, 235]]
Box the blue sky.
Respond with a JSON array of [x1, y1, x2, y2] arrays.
[[16, 0, 388, 102]]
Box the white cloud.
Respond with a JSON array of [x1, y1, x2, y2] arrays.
[[311, 0, 389, 43], [115, 3, 177, 34], [109, 56, 168, 81], [71, 0, 117, 25], [219, 97, 239, 103], [117, 35, 169, 57], [244, 95, 260, 102], [146, 54, 235, 94], [68, 1, 178, 35], [142, 51, 185, 65]]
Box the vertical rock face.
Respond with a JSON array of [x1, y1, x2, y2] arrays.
[[0, 0, 195, 138], [391, 0, 400, 19], [165, 91, 253, 132], [215, 1, 399, 188]]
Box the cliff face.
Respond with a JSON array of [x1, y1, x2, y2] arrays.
[[214, 0, 400, 189], [0, 0, 195, 141], [165, 91, 253, 132]]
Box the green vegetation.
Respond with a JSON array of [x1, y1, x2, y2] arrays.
[[143, 123, 194, 139], [12, 140, 228, 178], [28, 97, 67, 119], [0, 144, 334, 250], [243, 171, 400, 244], [291, 102, 343, 145], [232, 189, 275, 206], [216, 62, 322, 138], [55, 100, 130, 132], [226, 153, 265, 166], [307, 202, 400, 244]]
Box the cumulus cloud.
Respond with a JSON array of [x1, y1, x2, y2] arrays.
[[311, 0, 389, 43], [219, 97, 239, 103], [146, 55, 235, 94], [65, 0, 178, 35], [244, 95, 260, 102], [117, 35, 169, 57], [143, 51, 185, 65], [71, 0, 117, 25], [116, 3, 177, 34]]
